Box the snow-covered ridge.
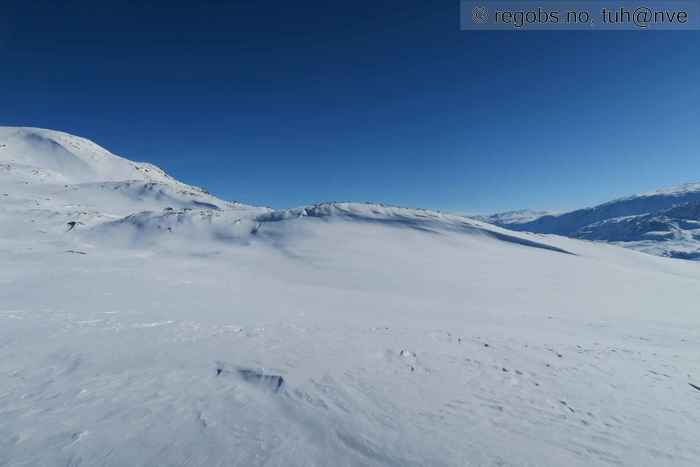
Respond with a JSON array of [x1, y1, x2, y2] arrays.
[[257, 202, 476, 225], [93, 202, 574, 255], [260, 202, 573, 252]]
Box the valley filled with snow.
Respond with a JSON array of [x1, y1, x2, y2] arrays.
[[1, 127, 700, 466]]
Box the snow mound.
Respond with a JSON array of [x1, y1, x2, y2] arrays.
[[92, 202, 574, 255], [93, 207, 264, 246]]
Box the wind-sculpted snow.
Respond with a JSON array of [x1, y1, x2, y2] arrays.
[[2, 127, 700, 466]]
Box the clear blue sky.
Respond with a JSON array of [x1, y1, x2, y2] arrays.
[[1, 0, 699, 213]]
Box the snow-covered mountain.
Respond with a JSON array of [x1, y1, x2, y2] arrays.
[[474, 209, 555, 226], [511, 184, 700, 235], [0, 127, 252, 238], [2, 127, 700, 467], [488, 184, 700, 259], [0, 126, 192, 185], [573, 201, 700, 260]]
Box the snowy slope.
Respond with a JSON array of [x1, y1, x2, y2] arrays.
[[2, 127, 700, 467], [0, 127, 189, 185], [488, 183, 700, 260], [0, 126, 254, 239]]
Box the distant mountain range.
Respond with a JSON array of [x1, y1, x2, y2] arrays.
[[486, 184, 700, 260]]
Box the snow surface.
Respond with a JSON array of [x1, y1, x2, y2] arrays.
[[2, 127, 700, 466]]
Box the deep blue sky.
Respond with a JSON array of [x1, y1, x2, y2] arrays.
[[1, 1, 699, 213]]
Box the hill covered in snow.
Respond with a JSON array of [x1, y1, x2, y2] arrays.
[[1, 127, 700, 467], [0, 126, 192, 185], [487, 184, 700, 260]]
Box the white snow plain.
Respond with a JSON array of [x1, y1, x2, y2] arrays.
[[1, 127, 700, 467]]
